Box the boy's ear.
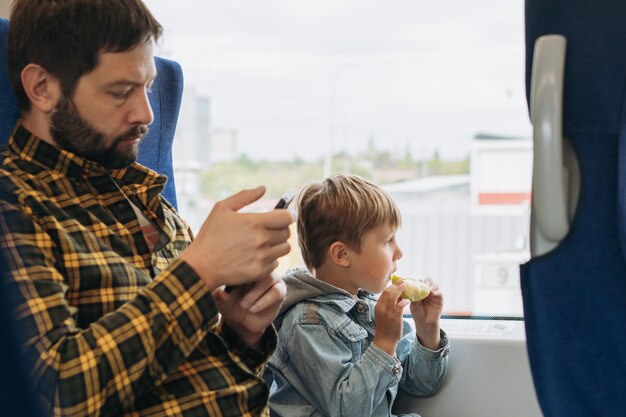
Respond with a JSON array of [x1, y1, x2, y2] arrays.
[[328, 241, 351, 268], [21, 64, 62, 114]]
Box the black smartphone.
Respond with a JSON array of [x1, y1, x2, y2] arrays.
[[273, 190, 296, 210], [224, 190, 295, 293]]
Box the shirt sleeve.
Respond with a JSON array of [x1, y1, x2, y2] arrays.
[[0, 201, 219, 416], [218, 320, 277, 375], [399, 328, 450, 396]]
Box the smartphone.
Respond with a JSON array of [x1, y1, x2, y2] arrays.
[[274, 190, 296, 210], [224, 190, 295, 293]]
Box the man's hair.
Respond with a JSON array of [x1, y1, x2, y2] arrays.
[[8, 0, 163, 111], [297, 173, 402, 271]]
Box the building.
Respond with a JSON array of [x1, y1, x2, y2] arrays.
[[384, 134, 532, 316], [173, 87, 211, 167], [210, 128, 238, 163]]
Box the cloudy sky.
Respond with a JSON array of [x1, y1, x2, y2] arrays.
[[144, 0, 530, 161]]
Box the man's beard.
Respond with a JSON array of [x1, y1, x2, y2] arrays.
[[50, 96, 149, 169]]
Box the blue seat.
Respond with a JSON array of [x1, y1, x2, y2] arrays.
[[0, 256, 44, 417], [522, 1, 626, 416], [0, 17, 182, 208]]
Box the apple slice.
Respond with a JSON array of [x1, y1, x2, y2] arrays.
[[390, 274, 430, 301]]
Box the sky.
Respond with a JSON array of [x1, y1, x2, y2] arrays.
[[144, 0, 531, 161]]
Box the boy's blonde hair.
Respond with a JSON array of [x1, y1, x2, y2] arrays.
[[297, 173, 402, 271]]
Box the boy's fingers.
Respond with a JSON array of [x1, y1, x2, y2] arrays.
[[379, 284, 405, 308], [387, 282, 406, 298], [423, 277, 438, 291]]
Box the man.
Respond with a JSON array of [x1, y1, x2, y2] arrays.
[[0, 0, 294, 415]]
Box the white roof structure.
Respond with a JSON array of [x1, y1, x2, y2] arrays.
[[383, 175, 469, 194]]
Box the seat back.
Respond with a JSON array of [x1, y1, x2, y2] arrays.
[[0, 17, 182, 207], [0, 19, 18, 144], [0, 255, 44, 417], [522, 1, 626, 416]]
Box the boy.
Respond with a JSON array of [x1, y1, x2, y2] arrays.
[[268, 173, 450, 417]]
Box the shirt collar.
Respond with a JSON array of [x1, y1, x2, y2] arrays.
[[312, 291, 376, 313], [9, 121, 167, 193], [10, 121, 106, 179]]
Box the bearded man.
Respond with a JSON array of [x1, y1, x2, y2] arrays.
[[0, 1, 294, 415]]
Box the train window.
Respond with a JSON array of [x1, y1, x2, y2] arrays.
[[145, 0, 531, 318]]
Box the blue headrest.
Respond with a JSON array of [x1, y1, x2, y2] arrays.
[[525, 0, 626, 135], [0, 19, 19, 144], [0, 18, 182, 208]]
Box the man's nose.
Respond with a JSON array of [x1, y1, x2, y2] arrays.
[[128, 88, 154, 126]]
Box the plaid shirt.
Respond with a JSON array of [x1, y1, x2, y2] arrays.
[[0, 122, 275, 417]]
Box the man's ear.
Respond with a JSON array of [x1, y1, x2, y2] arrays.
[[328, 241, 351, 268], [20, 64, 62, 114]]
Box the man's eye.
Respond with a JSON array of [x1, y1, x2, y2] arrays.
[[111, 91, 131, 99]]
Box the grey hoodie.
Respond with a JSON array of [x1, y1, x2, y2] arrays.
[[274, 267, 356, 331]]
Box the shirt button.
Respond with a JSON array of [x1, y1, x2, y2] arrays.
[[356, 304, 365, 314], [392, 364, 401, 376]]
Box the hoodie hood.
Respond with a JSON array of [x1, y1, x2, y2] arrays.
[[279, 267, 353, 313], [276, 267, 355, 330]]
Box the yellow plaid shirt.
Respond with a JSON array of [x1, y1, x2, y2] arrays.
[[0, 122, 274, 416]]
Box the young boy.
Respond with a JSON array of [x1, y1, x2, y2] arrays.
[[267, 174, 450, 417]]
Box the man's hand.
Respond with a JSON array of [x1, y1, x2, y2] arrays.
[[180, 186, 295, 290], [213, 274, 286, 349]]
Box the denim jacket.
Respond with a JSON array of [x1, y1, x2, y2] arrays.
[[268, 268, 450, 417]]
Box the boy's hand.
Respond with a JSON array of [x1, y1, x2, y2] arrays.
[[373, 284, 410, 357], [409, 278, 444, 350], [213, 273, 286, 349]]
